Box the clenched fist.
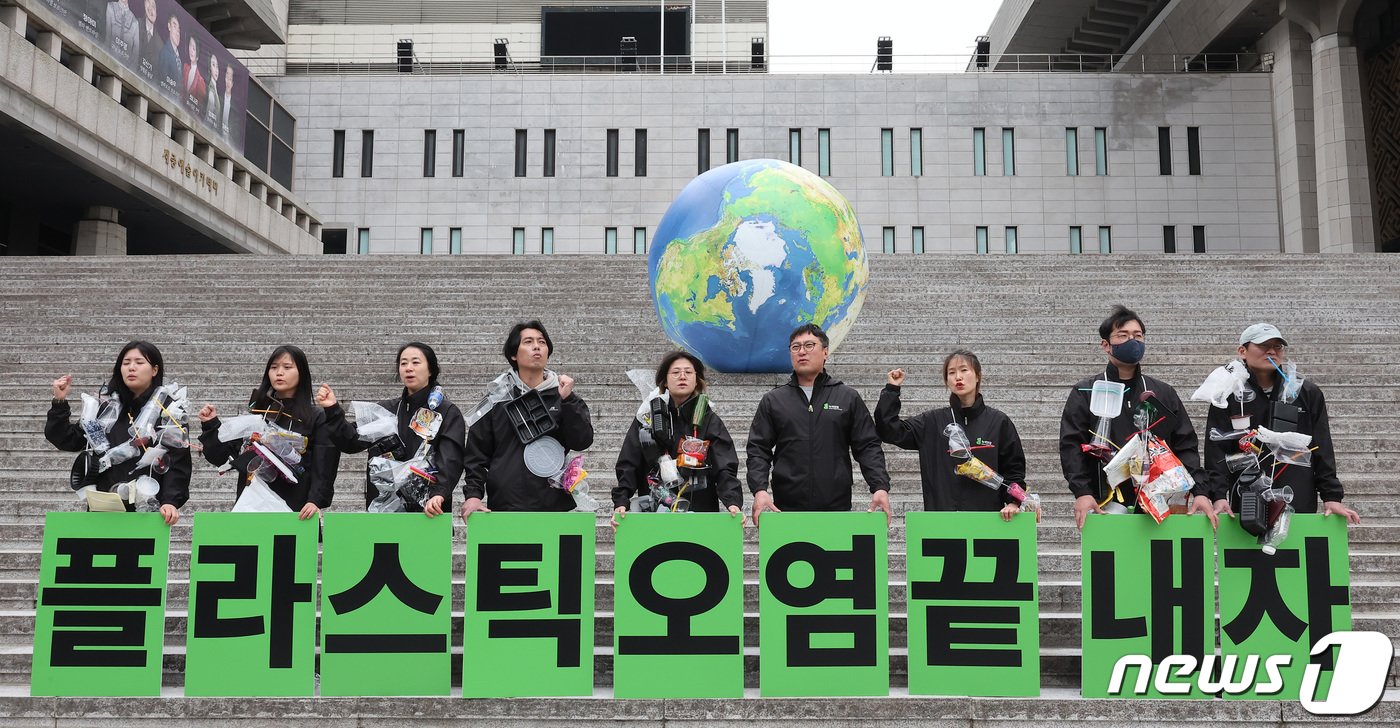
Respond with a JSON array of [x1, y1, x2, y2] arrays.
[[52, 375, 73, 401], [558, 374, 575, 400], [317, 383, 337, 408], [887, 368, 906, 387]]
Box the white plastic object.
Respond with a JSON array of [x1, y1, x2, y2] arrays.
[[1089, 380, 1127, 418]]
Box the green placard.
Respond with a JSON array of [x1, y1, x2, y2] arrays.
[[757, 512, 889, 697], [1217, 514, 1350, 701], [185, 513, 319, 696], [613, 513, 744, 698], [319, 513, 453, 697], [905, 512, 1039, 697], [32, 512, 171, 697], [1080, 514, 1214, 699], [462, 512, 596, 698]]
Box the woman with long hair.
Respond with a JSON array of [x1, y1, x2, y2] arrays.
[[46, 340, 190, 525], [196, 345, 338, 518], [320, 342, 465, 517]]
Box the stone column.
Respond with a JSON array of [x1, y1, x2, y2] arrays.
[[72, 206, 127, 255], [1262, 20, 1319, 252], [1311, 34, 1375, 252]]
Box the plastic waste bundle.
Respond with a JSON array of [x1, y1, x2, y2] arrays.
[[943, 423, 1041, 519], [1191, 359, 1250, 409], [78, 388, 120, 453], [98, 382, 192, 472], [232, 475, 293, 513]]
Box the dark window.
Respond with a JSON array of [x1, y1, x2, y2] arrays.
[[1187, 127, 1201, 175], [1192, 225, 1206, 253], [726, 128, 738, 163], [543, 129, 556, 177], [1163, 225, 1176, 253], [697, 129, 710, 175], [606, 129, 619, 177], [321, 228, 347, 255], [423, 130, 436, 177], [452, 130, 465, 177], [332, 130, 345, 178], [1158, 127, 1172, 175], [360, 130, 374, 178], [634, 129, 647, 177], [514, 129, 527, 177]]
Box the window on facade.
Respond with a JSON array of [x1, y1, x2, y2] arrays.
[[452, 129, 465, 177], [912, 226, 924, 254], [332, 130, 345, 178], [512, 227, 525, 255], [606, 129, 619, 177], [1094, 127, 1108, 175], [1002, 128, 1015, 176], [423, 130, 436, 177], [1099, 226, 1112, 254], [909, 128, 922, 177], [973, 128, 986, 176], [1065, 128, 1079, 176], [882, 226, 895, 253], [635, 129, 648, 177], [1187, 127, 1201, 175], [514, 129, 527, 177], [450, 228, 462, 254], [1005, 226, 1018, 254], [975, 226, 988, 254], [420, 228, 433, 255], [360, 130, 374, 178], [880, 128, 893, 177], [1163, 225, 1176, 253], [1070, 226, 1083, 254], [1158, 127, 1172, 175], [789, 129, 802, 166], [698, 129, 710, 175], [1192, 225, 1205, 253], [357, 228, 370, 254], [818, 128, 831, 176], [543, 129, 556, 177], [726, 128, 739, 163], [605, 227, 618, 254], [633, 227, 647, 254], [542, 227, 555, 254]]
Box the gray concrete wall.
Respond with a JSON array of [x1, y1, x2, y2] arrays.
[[265, 70, 1281, 255]]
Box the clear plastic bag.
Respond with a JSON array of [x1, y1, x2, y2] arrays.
[[217, 414, 268, 443], [943, 423, 973, 460], [367, 456, 408, 513], [79, 392, 119, 453], [98, 440, 141, 471], [350, 401, 398, 441], [1255, 426, 1312, 452], [1191, 360, 1249, 409], [232, 475, 293, 513]]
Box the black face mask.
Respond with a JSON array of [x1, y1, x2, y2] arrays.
[[1109, 338, 1145, 365]]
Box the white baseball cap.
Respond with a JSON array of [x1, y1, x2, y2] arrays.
[[1239, 323, 1288, 347]]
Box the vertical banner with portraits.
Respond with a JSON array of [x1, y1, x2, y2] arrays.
[[39, 0, 249, 150]]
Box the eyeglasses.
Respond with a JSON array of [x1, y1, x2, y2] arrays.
[[789, 341, 822, 353], [1249, 341, 1287, 354], [1108, 332, 1145, 344]]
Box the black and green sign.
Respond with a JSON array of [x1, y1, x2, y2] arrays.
[[318, 513, 453, 697], [758, 512, 889, 697], [613, 513, 744, 698], [185, 513, 319, 696], [462, 512, 596, 697], [906, 512, 1039, 697], [1081, 515, 1214, 699], [32, 513, 171, 697], [1218, 514, 1350, 700]]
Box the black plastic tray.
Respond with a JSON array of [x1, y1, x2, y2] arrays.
[[503, 389, 558, 444]]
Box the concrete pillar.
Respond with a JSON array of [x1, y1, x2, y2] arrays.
[[150, 111, 172, 136], [1262, 20, 1319, 252], [124, 93, 147, 119], [172, 128, 194, 151], [1311, 33, 1374, 253], [72, 206, 127, 255], [250, 181, 267, 202], [282, 202, 297, 222], [195, 143, 214, 166], [214, 157, 233, 177], [233, 169, 251, 190], [266, 192, 282, 212], [0, 5, 28, 36], [98, 74, 121, 102], [66, 53, 93, 84], [36, 31, 60, 61], [309, 221, 322, 238]]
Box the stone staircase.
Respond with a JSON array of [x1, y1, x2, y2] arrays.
[[0, 253, 1398, 725]]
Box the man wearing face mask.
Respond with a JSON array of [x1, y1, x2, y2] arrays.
[[1203, 324, 1359, 524], [1060, 305, 1215, 529]]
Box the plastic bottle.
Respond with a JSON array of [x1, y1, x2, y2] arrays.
[[427, 386, 444, 411], [1261, 506, 1294, 556]]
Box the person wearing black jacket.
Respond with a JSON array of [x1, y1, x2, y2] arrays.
[[875, 350, 1026, 519], [319, 342, 464, 518], [613, 351, 744, 523], [46, 341, 189, 525], [747, 324, 891, 525], [195, 346, 339, 519], [459, 321, 594, 518], [1204, 323, 1359, 523], [1061, 306, 1217, 529]]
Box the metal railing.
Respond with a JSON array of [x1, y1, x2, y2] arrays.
[[239, 52, 1271, 78]]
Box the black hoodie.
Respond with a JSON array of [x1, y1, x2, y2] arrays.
[[46, 390, 191, 509], [746, 370, 890, 511], [323, 385, 466, 511], [875, 388, 1026, 512], [614, 393, 744, 511]]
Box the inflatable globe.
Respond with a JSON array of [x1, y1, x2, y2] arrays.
[[649, 159, 870, 373]]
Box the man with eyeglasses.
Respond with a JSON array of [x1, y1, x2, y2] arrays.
[[747, 324, 891, 525], [1061, 305, 1215, 529], [1204, 323, 1359, 524]]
